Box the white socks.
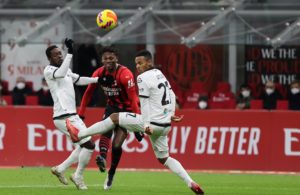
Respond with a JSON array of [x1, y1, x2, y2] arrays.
[[164, 157, 193, 186], [74, 147, 93, 178], [56, 145, 81, 173], [78, 117, 115, 138]]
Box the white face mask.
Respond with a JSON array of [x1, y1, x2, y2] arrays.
[[265, 88, 274, 95], [42, 85, 49, 91], [241, 90, 250, 97], [16, 82, 25, 89], [291, 88, 300, 95], [198, 101, 207, 109]]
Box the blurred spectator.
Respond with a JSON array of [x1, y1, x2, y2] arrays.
[[197, 95, 209, 110], [259, 80, 282, 110], [37, 78, 53, 106], [12, 76, 32, 105], [210, 81, 235, 109], [288, 80, 300, 110], [236, 84, 252, 110]]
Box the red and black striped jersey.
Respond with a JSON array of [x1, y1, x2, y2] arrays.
[[78, 64, 140, 117]]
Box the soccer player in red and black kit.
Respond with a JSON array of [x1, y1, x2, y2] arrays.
[[78, 46, 143, 190]]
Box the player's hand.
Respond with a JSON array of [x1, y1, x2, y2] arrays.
[[171, 115, 184, 122], [144, 126, 153, 135], [64, 38, 74, 54], [134, 132, 144, 142]]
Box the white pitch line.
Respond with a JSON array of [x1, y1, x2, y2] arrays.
[[0, 184, 101, 189]]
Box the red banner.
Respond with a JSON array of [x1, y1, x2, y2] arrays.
[[0, 107, 300, 171]]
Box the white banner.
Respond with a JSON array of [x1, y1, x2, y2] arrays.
[[0, 20, 66, 91]]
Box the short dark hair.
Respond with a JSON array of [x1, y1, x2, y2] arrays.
[[240, 83, 250, 90], [46, 45, 58, 58], [101, 46, 118, 57], [135, 50, 152, 60]]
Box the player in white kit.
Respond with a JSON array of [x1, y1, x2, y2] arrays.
[[44, 38, 99, 190], [66, 50, 204, 194]]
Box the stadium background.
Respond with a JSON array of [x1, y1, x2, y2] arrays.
[[0, 0, 300, 172]]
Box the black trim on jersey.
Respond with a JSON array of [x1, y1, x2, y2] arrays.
[[139, 95, 149, 98], [74, 76, 80, 84], [150, 122, 171, 127], [53, 113, 77, 120], [53, 68, 58, 79]]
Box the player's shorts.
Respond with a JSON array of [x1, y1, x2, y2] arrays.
[[54, 114, 91, 145], [119, 112, 171, 159]]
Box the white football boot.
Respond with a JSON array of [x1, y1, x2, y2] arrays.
[[70, 174, 88, 190], [51, 166, 68, 185]]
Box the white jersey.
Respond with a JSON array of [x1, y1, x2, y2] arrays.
[[137, 68, 176, 126], [44, 64, 80, 118]]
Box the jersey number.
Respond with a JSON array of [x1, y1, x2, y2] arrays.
[[158, 82, 171, 106]]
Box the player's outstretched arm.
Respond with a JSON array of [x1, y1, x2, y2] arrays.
[[74, 76, 99, 85]]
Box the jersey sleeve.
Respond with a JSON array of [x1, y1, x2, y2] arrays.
[[69, 72, 80, 83], [78, 68, 101, 117], [137, 75, 150, 98], [119, 69, 140, 114], [44, 66, 58, 80]]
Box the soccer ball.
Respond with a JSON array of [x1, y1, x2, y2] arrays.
[[96, 9, 118, 30]]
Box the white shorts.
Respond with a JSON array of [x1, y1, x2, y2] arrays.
[[119, 112, 171, 159], [53, 114, 91, 145]]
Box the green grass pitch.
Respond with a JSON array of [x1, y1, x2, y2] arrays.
[[0, 167, 299, 195]]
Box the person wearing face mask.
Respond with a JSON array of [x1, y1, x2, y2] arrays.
[[197, 95, 209, 110], [236, 84, 251, 110], [12, 76, 32, 105], [37, 78, 53, 106], [288, 80, 300, 110], [259, 80, 282, 110]]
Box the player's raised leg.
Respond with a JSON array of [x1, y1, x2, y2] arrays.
[[66, 117, 116, 142]]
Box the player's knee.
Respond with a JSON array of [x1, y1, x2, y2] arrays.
[[109, 113, 119, 125], [80, 140, 95, 150], [157, 157, 168, 165]]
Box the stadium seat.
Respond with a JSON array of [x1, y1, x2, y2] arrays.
[[248, 83, 264, 99], [1, 80, 10, 95], [276, 100, 288, 110], [250, 100, 263, 109], [216, 81, 231, 93], [26, 95, 38, 105], [2, 95, 12, 105], [208, 99, 224, 109], [275, 83, 287, 99], [25, 81, 34, 91], [225, 99, 236, 109]]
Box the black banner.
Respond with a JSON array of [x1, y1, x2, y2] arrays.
[[245, 45, 300, 98]]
